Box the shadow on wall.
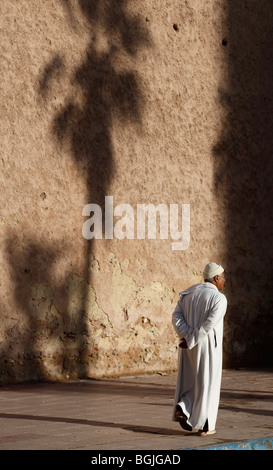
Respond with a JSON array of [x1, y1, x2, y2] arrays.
[[2, 0, 151, 383], [215, 0, 273, 366], [4, 237, 72, 381]]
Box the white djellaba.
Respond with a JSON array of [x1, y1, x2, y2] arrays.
[[172, 263, 227, 433]]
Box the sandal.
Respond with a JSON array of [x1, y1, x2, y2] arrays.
[[175, 409, 192, 432], [197, 429, 216, 436]]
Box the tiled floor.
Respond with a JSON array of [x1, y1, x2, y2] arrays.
[[0, 369, 272, 450]]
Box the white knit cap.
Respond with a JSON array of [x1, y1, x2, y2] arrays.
[[203, 262, 224, 279]]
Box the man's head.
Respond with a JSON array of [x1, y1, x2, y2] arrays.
[[203, 262, 226, 291]]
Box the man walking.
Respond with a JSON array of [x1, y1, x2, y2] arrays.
[[172, 262, 227, 436]]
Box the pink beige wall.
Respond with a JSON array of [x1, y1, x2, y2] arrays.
[[0, 0, 272, 384]]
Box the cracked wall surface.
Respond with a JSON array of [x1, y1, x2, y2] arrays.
[[1, 0, 272, 384]]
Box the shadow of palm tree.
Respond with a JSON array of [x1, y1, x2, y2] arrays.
[[3, 0, 152, 384]]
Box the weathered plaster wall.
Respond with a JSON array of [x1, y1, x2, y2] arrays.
[[0, 0, 272, 384], [213, 0, 273, 366]]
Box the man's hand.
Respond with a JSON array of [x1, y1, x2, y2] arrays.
[[179, 338, 188, 349]]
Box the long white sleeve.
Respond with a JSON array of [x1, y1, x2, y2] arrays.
[[172, 299, 192, 339]]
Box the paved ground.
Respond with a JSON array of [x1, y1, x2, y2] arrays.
[[0, 368, 272, 451]]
